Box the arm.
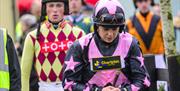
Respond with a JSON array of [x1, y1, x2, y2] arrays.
[[21, 33, 35, 91], [62, 41, 101, 91], [6, 35, 21, 91], [62, 41, 88, 91], [121, 38, 150, 91]]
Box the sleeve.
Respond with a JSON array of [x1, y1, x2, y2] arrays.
[[62, 41, 102, 91], [6, 35, 21, 91], [72, 26, 86, 39], [21, 33, 35, 91], [120, 38, 151, 91]]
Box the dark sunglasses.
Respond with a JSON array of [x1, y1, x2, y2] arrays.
[[98, 13, 125, 24]]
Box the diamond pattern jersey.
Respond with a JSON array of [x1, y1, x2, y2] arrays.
[[25, 20, 85, 82]]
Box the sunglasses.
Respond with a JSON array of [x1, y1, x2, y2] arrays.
[[98, 13, 125, 25]]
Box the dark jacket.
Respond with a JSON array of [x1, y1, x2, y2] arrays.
[[6, 34, 21, 91], [63, 33, 150, 91]]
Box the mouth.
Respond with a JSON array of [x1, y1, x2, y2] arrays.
[[53, 15, 59, 19], [107, 37, 113, 41]]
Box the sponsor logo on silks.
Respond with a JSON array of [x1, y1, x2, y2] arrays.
[[90, 56, 121, 71], [40, 40, 73, 53]]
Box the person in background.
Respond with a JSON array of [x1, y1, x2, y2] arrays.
[[174, 11, 180, 54], [82, 4, 94, 17], [21, 0, 85, 91], [152, 3, 161, 16], [30, 0, 41, 20], [65, 0, 93, 34], [126, 0, 164, 54], [0, 28, 21, 91], [63, 0, 150, 91], [15, 0, 41, 45], [126, 1, 166, 90], [16, 14, 37, 57]]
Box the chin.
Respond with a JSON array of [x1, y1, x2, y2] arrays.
[[53, 19, 61, 23], [105, 40, 113, 43]]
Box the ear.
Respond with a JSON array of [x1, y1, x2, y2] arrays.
[[97, 27, 99, 32], [96, 26, 100, 32]]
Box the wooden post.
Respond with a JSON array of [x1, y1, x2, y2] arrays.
[[159, 1, 180, 91], [159, 0, 176, 56]]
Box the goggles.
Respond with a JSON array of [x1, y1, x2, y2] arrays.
[[96, 13, 125, 25]]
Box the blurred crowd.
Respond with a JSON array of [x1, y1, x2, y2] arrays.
[[14, 0, 180, 59]]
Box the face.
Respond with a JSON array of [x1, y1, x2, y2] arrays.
[[152, 5, 160, 16], [69, 0, 82, 14], [46, 2, 64, 23], [136, 0, 151, 13], [31, 0, 41, 18], [21, 22, 29, 32], [97, 26, 119, 43]]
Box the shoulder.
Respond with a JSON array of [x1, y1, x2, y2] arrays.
[[69, 33, 93, 53], [83, 16, 93, 24], [126, 18, 132, 24], [126, 15, 135, 28], [62, 21, 85, 37], [25, 29, 37, 44], [27, 29, 37, 38], [67, 40, 83, 56], [126, 34, 141, 52], [152, 13, 161, 22], [120, 33, 142, 56], [78, 33, 93, 49], [72, 26, 83, 31], [119, 32, 139, 47], [127, 15, 135, 22], [72, 26, 86, 36], [119, 32, 133, 40], [62, 21, 74, 32], [7, 34, 13, 43]]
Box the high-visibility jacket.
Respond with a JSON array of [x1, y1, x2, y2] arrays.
[[0, 28, 10, 91]]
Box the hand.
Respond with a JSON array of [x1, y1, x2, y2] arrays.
[[102, 86, 114, 91], [102, 86, 121, 91], [15, 43, 20, 49], [111, 88, 121, 91]]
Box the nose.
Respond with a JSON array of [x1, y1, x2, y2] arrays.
[[72, 1, 76, 6], [106, 29, 114, 36], [52, 7, 58, 13]]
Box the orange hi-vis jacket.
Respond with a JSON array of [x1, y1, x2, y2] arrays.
[[126, 12, 165, 54]]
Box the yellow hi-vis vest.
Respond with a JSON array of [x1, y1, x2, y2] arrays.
[[0, 28, 10, 91]]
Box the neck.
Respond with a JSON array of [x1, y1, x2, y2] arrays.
[[48, 19, 63, 24], [71, 12, 81, 16], [48, 19, 63, 29], [140, 10, 150, 18]]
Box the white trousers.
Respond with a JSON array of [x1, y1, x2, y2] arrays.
[[38, 82, 64, 91]]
